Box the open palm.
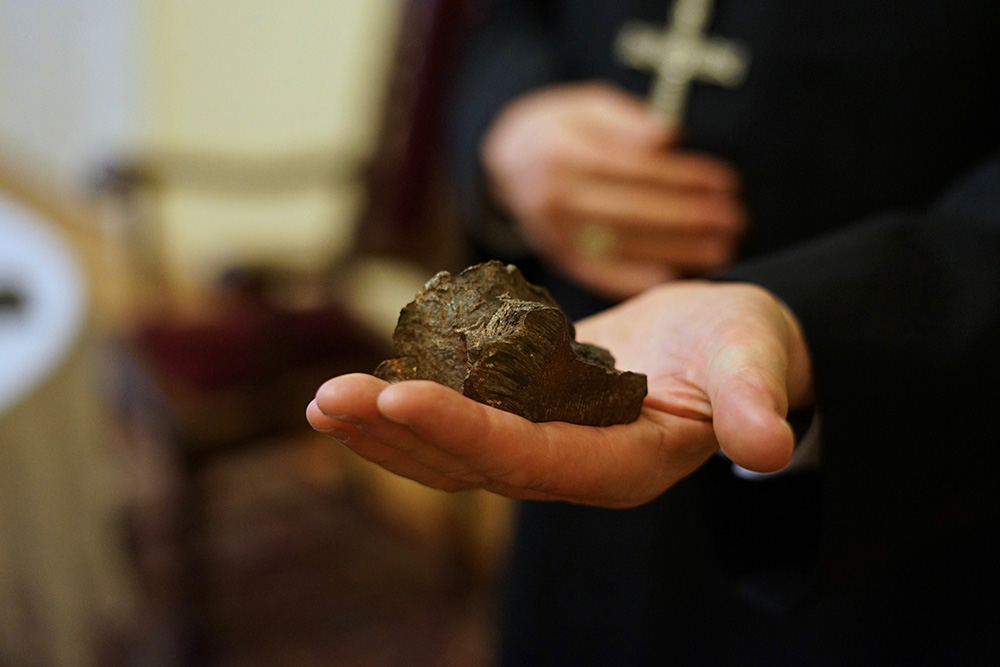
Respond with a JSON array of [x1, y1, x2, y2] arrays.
[[307, 281, 813, 508]]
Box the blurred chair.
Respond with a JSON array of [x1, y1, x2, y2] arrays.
[[0, 161, 137, 667], [98, 148, 391, 662], [101, 149, 389, 451]]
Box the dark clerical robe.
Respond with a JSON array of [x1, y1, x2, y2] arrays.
[[446, 1, 1000, 664]]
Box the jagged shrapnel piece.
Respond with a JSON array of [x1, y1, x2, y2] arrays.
[[374, 261, 647, 426]]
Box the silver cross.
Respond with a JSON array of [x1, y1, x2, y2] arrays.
[[615, 0, 750, 122]]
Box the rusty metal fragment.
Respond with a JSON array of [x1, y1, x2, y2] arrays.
[[375, 261, 647, 426]]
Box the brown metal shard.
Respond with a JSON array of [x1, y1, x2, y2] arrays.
[[374, 261, 647, 426]]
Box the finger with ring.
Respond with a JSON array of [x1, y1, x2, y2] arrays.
[[575, 223, 617, 258]]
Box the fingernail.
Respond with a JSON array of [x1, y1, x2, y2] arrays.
[[380, 412, 411, 426], [330, 413, 360, 426]]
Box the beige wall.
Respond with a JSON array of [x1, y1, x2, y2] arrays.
[[0, 0, 404, 291], [136, 0, 403, 290], [0, 0, 141, 187], [141, 0, 397, 156]]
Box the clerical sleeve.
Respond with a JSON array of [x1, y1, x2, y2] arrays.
[[719, 155, 1000, 534]]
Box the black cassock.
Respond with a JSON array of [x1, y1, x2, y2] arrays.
[[446, 1, 1000, 664]]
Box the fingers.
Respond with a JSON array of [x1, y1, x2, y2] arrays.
[[614, 232, 741, 271], [542, 124, 741, 199], [541, 179, 746, 278], [576, 140, 743, 195], [554, 256, 679, 300], [704, 305, 797, 472], [523, 172, 745, 279], [376, 381, 712, 507], [482, 82, 741, 221], [579, 282, 811, 475], [562, 82, 677, 149], [310, 374, 483, 492], [563, 177, 747, 234], [312, 375, 572, 499], [710, 368, 796, 472], [375, 380, 569, 489], [308, 400, 476, 493], [555, 88, 740, 193], [480, 82, 748, 289]]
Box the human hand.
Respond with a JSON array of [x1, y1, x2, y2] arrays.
[[306, 281, 814, 508], [481, 82, 748, 299], [574, 281, 814, 472]]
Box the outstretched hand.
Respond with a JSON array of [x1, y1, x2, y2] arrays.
[[307, 282, 814, 508]]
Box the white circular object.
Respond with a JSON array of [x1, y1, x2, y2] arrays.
[[0, 196, 87, 415]]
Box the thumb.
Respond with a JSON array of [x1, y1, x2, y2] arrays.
[[706, 342, 796, 473]]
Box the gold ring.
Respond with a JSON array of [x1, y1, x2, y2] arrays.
[[575, 223, 617, 259]]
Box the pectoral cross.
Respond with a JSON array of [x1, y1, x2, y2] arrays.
[[615, 0, 750, 122]]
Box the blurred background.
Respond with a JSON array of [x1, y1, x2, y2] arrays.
[[0, 1, 510, 665]]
